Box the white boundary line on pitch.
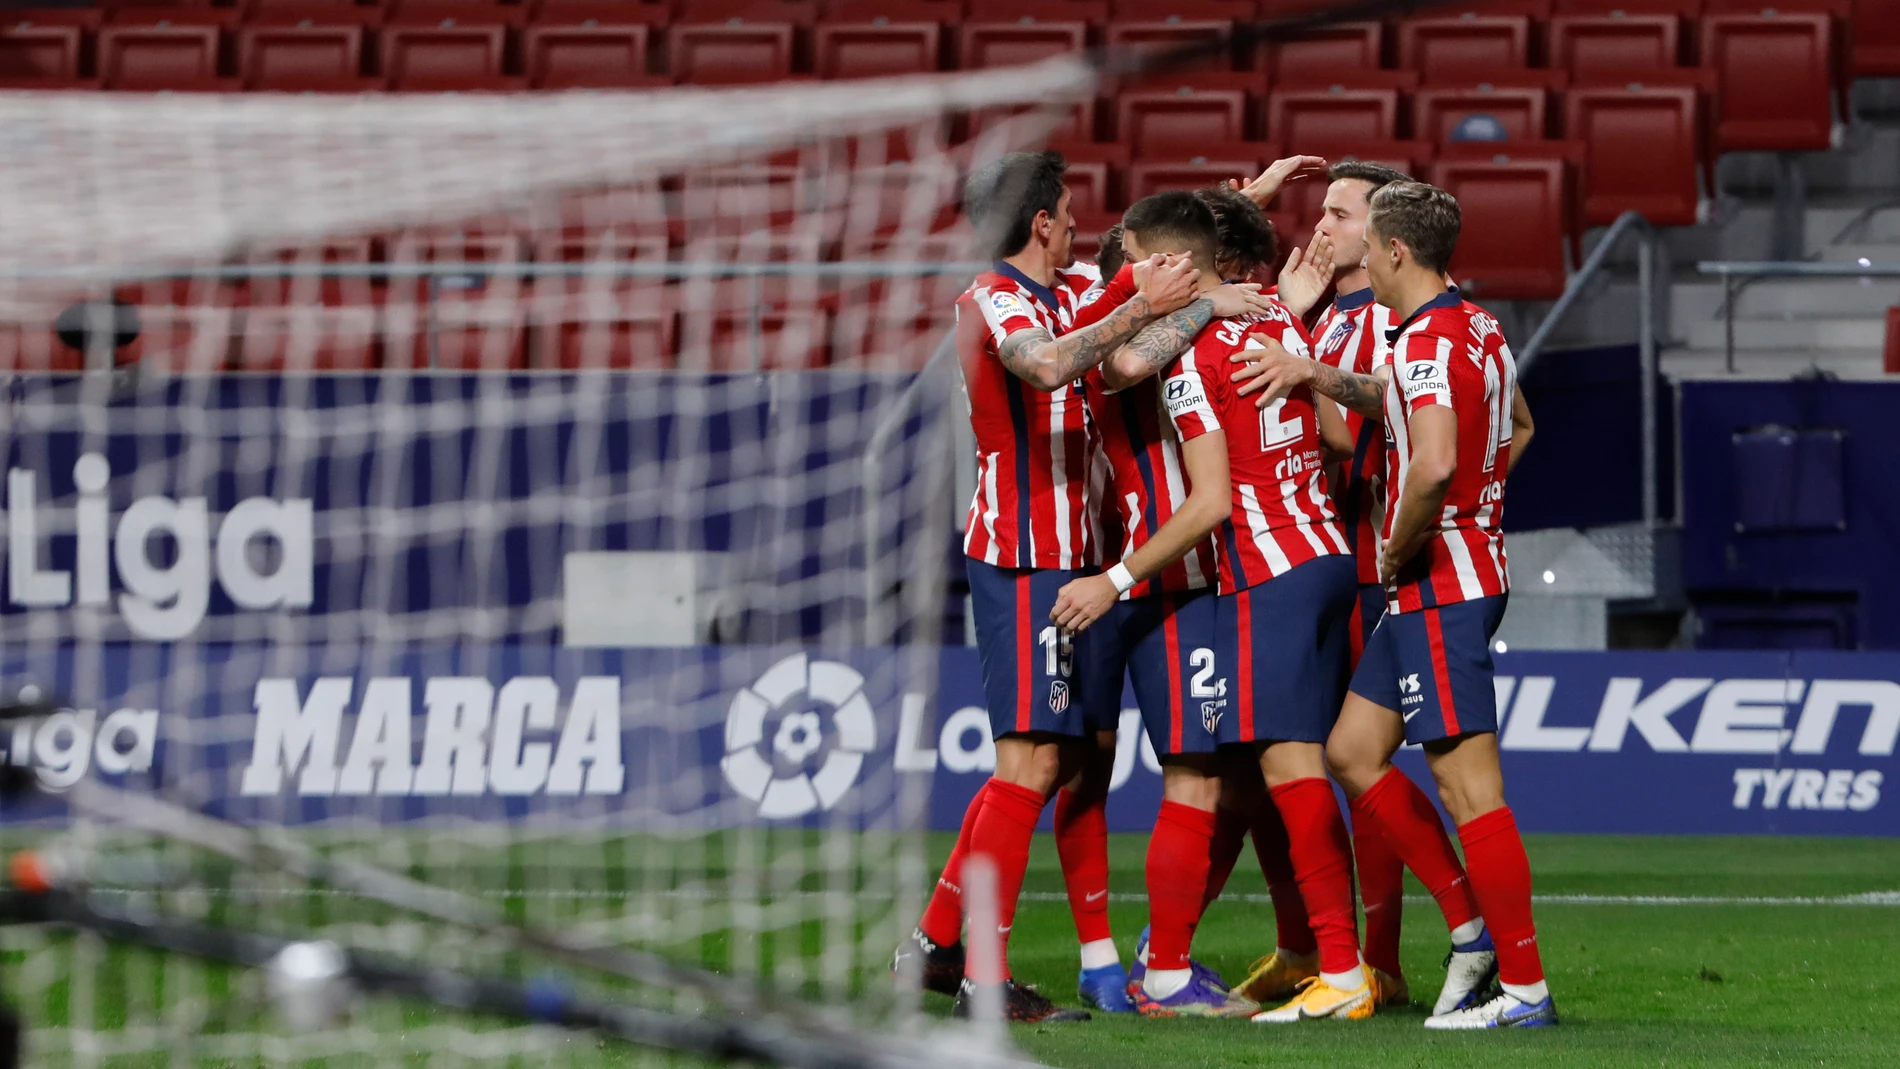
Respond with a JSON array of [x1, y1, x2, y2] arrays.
[[1021, 891, 1900, 907], [76, 888, 1900, 906]]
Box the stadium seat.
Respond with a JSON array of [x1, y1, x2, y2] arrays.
[[1552, 0, 1700, 14], [959, 19, 1090, 69], [820, 0, 961, 20], [1254, 22, 1383, 83], [1413, 83, 1553, 142], [814, 20, 943, 78], [965, 98, 1098, 142], [965, 0, 1108, 20], [1265, 140, 1433, 239], [1127, 150, 1268, 202], [1397, 14, 1532, 78], [677, 0, 819, 25], [1430, 146, 1577, 299], [0, 18, 83, 82], [382, 19, 511, 90], [240, 18, 367, 89], [1049, 141, 1129, 216], [1564, 78, 1705, 225], [1105, 19, 1236, 69], [669, 21, 797, 82], [1700, 11, 1836, 151], [1850, 0, 1900, 76], [1115, 79, 1252, 155], [534, 297, 680, 369], [0, 322, 85, 373], [385, 229, 530, 369], [1110, 0, 1256, 17], [1547, 14, 1683, 79], [534, 0, 673, 22], [692, 308, 832, 370], [1267, 85, 1399, 146], [524, 20, 656, 87], [236, 280, 384, 371], [114, 279, 243, 373], [98, 16, 227, 91], [679, 164, 811, 238]]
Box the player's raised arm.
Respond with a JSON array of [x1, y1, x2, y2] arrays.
[[1098, 283, 1272, 391], [996, 254, 1199, 392], [1231, 155, 1330, 209], [1506, 384, 1535, 475]]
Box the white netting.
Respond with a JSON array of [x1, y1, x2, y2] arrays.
[[0, 62, 1091, 1066]]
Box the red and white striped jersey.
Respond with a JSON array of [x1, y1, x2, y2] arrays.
[[1312, 287, 1399, 586], [1162, 299, 1349, 594], [1378, 291, 1517, 613], [957, 262, 1096, 570], [1085, 370, 1219, 597]]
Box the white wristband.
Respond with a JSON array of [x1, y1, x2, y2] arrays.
[[1106, 562, 1137, 595]]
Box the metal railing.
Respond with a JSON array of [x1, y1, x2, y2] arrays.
[[1518, 211, 1666, 527], [1697, 259, 1900, 374]]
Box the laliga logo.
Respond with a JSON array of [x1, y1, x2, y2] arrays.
[[722, 654, 876, 820]]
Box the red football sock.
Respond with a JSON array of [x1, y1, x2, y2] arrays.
[[1355, 766, 1480, 933], [1268, 778, 1362, 977], [1458, 807, 1543, 987], [1349, 795, 1405, 979], [1250, 798, 1318, 955], [1146, 801, 1217, 971], [1201, 804, 1250, 911], [918, 781, 987, 946], [965, 778, 1047, 983], [1053, 787, 1113, 945]]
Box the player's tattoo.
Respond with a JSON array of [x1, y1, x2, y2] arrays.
[[1122, 298, 1215, 375], [1309, 360, 1386, 419], [997, 295, 1159, 391]]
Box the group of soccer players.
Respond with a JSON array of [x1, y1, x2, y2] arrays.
[[892, 146, 1555, 1031]]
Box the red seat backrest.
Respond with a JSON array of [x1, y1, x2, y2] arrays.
[[1700, 12, 1835, 151], [1126, 153, 1266, 202], [240, 22, 365, 88], [959, 20, 1089, 68], [524, 23, 653, 87], [669, 21, 797, 83], [1547, 14, 1682, 79], [1256, 22, 1382, 83], [1413, 85, 1551, 142], [383, 20, 509, 88], [1429, 149, 1574, 300], [1563, 81, 1703, 225], [1398, 15, 1532, 78], [0, 22, 81, 80], [1116, 87, 1250, 154], [1267, 86, 1399, 146], [99, 20, 223, 89], [814, 21, 943, 78], [1104, 19, 1235, 68]]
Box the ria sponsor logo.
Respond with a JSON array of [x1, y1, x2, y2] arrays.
[[240, 676, 624, 798]]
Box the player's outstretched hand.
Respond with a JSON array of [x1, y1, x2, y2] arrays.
[[1231, 155, 1329, 208], [1208, 282, 1274, 318], [1230, 335, 1314, 408], [1051, 574, 1119, 634], [1276, 231, 1336, 318], [1136, 253, 1200, 315]]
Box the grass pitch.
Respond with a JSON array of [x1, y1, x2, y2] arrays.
[[969, 833, 1900, 1069]]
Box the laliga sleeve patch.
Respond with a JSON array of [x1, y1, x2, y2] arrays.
[[988, 289, 1033, 322]]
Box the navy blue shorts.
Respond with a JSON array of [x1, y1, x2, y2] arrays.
[[967, 559, 1105, 740], [1217, 554, 1357, 745], [1349, 583, 1386, 672], [1082, 588, 1225, 756], [1348, 593, 1509, 746]]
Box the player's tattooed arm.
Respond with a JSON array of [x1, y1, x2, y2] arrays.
[[1309, 360, 1388, 418], [1506, 385, 1535, 476], [996, 256, 1200, 392], [1232, 340, 1387, 419], [1100, 284, 1274, 390]]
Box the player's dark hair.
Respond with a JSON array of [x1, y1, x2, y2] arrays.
[[1368, 181, 1461, 274], [1327, 160, 1413, 193], [1195, 183, 1279, 280], [964, 150, 1067, 260], [1096, 223, 1127, 279], [1120, 191, 1219, 274]]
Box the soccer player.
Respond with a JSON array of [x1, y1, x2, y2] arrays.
[[1056, 191, 1374, 1024], [1256, 181, 1549, 1029], [1230, 162, 1501, 1017], [891, 149, 1208, 1024]]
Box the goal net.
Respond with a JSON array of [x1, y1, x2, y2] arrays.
[[0, 59, 1091, 1067]]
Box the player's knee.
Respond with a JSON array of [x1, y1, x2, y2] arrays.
[[1324, 735, 1383, 794], [994, 737, 1066, 797]]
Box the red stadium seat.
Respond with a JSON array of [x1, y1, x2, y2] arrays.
[[385, 229, 529, 369], [814, 21, 943, 78], [534, 0, 672, 22], [1547, 14, 1683, 79], [534, 296, 680, 369], [1564, 77, 1706, 225], [692, 309, 832, 370], [1115, 79, 1251, 155], [98, 17, 227, 90], [1255, 22, 1382, 83], [677, 0, 819, 24], [1127, 150, 1268, 202], [1700, 12, 1836, 151], [1110, 0, 1255, 16], [1265, 140, 1432, 240], [524, 21, 655, 87], [959, 20, 1089, 69], [820, 0, 960, 20], [115, 280, 243, 373], [0, 18, 82, 81], [965, 0, 1107, 19], [240, 18, 366, 89], [1267, 85, 1399, 146], [668, 21, 797, 82], [1048, 140, 1129, 215], [1850, 0, 1900, 76], [237, 283, 383, 371], [1430, 146, 1578, 299], [1105, 19, 1236, 69], [679, 164, 811, 238], [382, 19, 510, 90], [1413, 83, 1553, 143], [1553, 0, 1700, 14], [1397, 15, 1531, 78], [965, 98, 1098, 142]]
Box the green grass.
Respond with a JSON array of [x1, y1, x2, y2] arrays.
[[976, 834, 1900, 1069]]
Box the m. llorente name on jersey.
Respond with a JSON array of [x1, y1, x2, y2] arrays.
[[240, 677, 624, 798], [6, 453, 313, 640]]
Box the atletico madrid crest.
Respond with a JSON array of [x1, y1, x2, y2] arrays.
[[1048, 680, 1070, 713]]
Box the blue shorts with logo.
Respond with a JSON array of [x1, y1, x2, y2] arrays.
[[967, 559, 1110, 740], [1348, 592, 1509, 746], [1080, 587, 1225, 756], [1216, 554, 1357, 745]]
